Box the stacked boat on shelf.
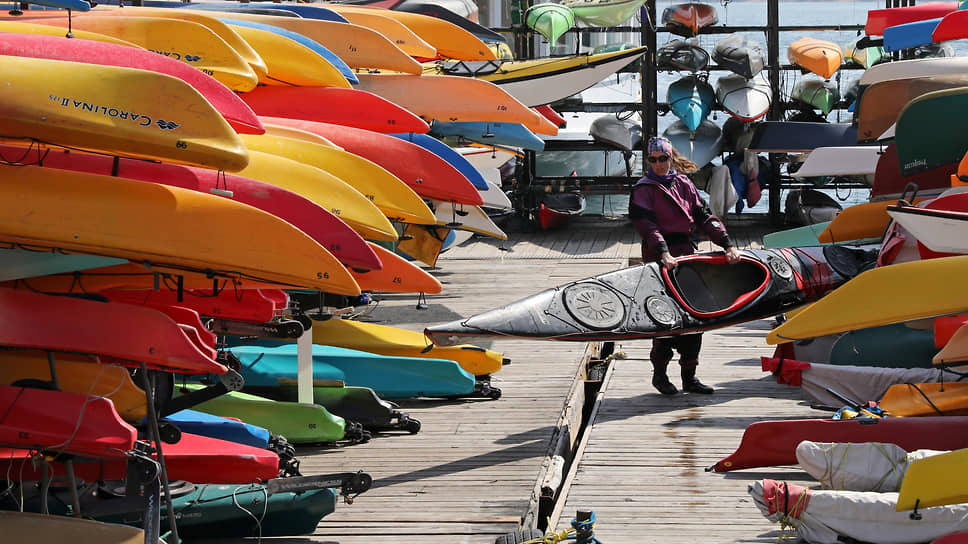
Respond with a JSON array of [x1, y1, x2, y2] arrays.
[[0, 0, 550, 539]]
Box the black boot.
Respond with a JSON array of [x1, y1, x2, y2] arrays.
[[681, 364, 714, 394], [651, 365, 679, 396]]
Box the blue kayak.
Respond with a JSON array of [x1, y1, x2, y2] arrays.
[[231, 344, 477, 398], [883, 17, 942, 53], [429, 121, 545, 151], [5, 0, 90, 10], [0, 248, 124, 282], [163, 409, 271, 449], [389, 132, 489, 190], [667, 75, 715, 132], [219, 18, 358, 84]]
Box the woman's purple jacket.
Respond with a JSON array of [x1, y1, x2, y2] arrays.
[[629, 169, 732, 262]]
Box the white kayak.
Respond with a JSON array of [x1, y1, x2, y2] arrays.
[[457, 146, 520, 170], [859, 57, 968, 88], [663, 118, 724, 168], [429, 200, 508, 240], [791, 146, 882, 177], [705, 164, 737, 218], [479, 176, 513, 212], [796, 441, 945, 492], [715, 73, 772, 121], [887, 204, 968, 255]]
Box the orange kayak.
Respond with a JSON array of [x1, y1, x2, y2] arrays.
[[351, 243, 442, 294]]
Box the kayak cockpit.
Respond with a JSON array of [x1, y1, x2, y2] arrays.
[[663, 255, 770, 318]]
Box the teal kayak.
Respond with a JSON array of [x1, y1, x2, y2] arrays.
[[828, 322, 939, 368], [232, 344, 476, 398], [667, 75, 715, 132], [763, 222, 882, 248]]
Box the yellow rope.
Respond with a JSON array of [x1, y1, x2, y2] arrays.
[[775, 486, 810, 543]]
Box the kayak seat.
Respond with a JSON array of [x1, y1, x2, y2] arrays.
[[666, 259, 768, 318]]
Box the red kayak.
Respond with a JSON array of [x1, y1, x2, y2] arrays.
[[866, 2, 958, 35], [132, 304, 218, 357], [103, 288, 286, 324], [0, 33, 262, 135], [711, 416, 968, 472], [933, 10, 968, 41], [0, 385, 136, 458], [535, 105, 567, 128], [0, 432, 280, 484], [0, 288, 225, 375], [932, 532, 968, 544], [0, 144, 381, 272], [261, 117, 484, 206], [869, 143, 955, 200], [240, 86, 429, 134]]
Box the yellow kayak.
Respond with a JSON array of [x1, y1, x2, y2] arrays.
[[201, 12, 421, 74], [95, 7, 269, 79], [0, 350, 147, 422], [879, 382, 968, 417], [312, 317, 504, 376], [240, 133, 435, 226], [817, 201, 892, 243], [0, 164, 360, 294], [0, 20, 140, 47], [238, 150, 398, 242], [896, 448, 968, 511], [0, 56, 248, 172], [934, 323, 968, 365], [261, 122, 339, 148], [321, 8, 436, 59], [227, 23, 352, 88], [355, 73, 558, 135], [329, 5, 495, 61], [26, 15, 259, 92], [767, 255, 968, 344]]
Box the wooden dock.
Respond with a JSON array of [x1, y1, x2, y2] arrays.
[[283, 214, 818, 544]]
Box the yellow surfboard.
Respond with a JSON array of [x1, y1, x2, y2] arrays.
[[312, 317, 504, 376], [0, 164, 360, 294], [768, 255, 968, 344], [240, 133, 435, 226], [200, 12, 421, 74], [0, 350, 147, 422], [238, 150, 398, 242], [25, 15, 259, 92], [261, 123, 339, 148], [355, 73, 558, 135], [896, 448, 968, 511], [0, 56, 248, 172], [322, 9, 436, 59], [329, 5, 495, 61], [227, 23, 352, 88], [0, 20, 141, 47]]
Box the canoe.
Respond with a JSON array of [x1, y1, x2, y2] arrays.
[[661, 2, 718, 37], [240, 86, 430, 134], [223, 20, 353, 87], [257, 382, 423, 433], [328, 5, 496, 60], [711, 416, 968, 472], [389, 132, 488, 189], [663, 119, 723, 168], [0, 19, 140, 46], [788, 37, 842, 79], [715, 73, 771, 121], [177, 385, 346, 444], [818, 198, 932, 243], [667, 75, 715, 131], [856, 75, 968, 144], [538, 192, 586, 230], [0, 288, 223, 374], [0, 164, 360, 294], [0, 385, 136, 458], [0, 56, 248, 172], [232, 344, 476, 398], [0, 351, 147, 422], [238, 150, 397, 243], [791, 78, 840, 115], [104, 287, 282, 324], [239, 133, 435, 226], [859, 57, 968, 89], [261, 117, 485, 206], [767, 255, 968, 344], [748, 122, 857, 153], [843, 35, 884, 69], [883, 17, 942, 53], [0, 248, 123, 282], [355, 73, 555, 135], [562, 0, 645, 27], [898, 448, 968, 511], [828, 322, 939, 368], [165, 409, 270, 449], [656, 39, 710, 72], [193, 12, 421, 74], [0, 143, 380, 272], [425, 246, 869, 344], [871, 143, 956, 201], [429, 121, 545, 151], [712, 33, 765, 78], [915, 192, 968, 259], [865, 2, 958, 35], [887, 202, 968, 256], [933, 9, 968, 42], [352, 243, 443, 294], [790, 146, 880, 178], [0, 32, 263, 135], [896, 88, 968, 177], [431, 47, 647, 108], [782, 188, 842, 226], [525, 2, 574, 43], [0, 512, 145, 544], [26, 15, 258, 92]]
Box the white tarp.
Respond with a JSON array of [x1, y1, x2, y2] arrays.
[[796, 441, 946, 492], [797, 362, 968, 407]]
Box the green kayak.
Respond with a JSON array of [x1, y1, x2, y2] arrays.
[[525, 3, 574, 43], [829, 322, 939, 368], [791, 78, 841, 115], [175, 385, 347, 444], [763, 222, 882, 248]]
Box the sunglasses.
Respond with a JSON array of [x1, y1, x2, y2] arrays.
[[647, 155, 670, 164]]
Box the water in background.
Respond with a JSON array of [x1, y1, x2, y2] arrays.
[[534, 0, 968, 218]]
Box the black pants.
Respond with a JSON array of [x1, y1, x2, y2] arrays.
[[651, 334, 702, 369]]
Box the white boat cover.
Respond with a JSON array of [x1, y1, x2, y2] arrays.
[[750, 478, 968, 544], [795, 441, 946, 492], [706, 164, 737, 219]]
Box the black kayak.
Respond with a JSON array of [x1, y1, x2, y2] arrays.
[[712, 33, 766, 79], [425, 246, 877, 345]]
